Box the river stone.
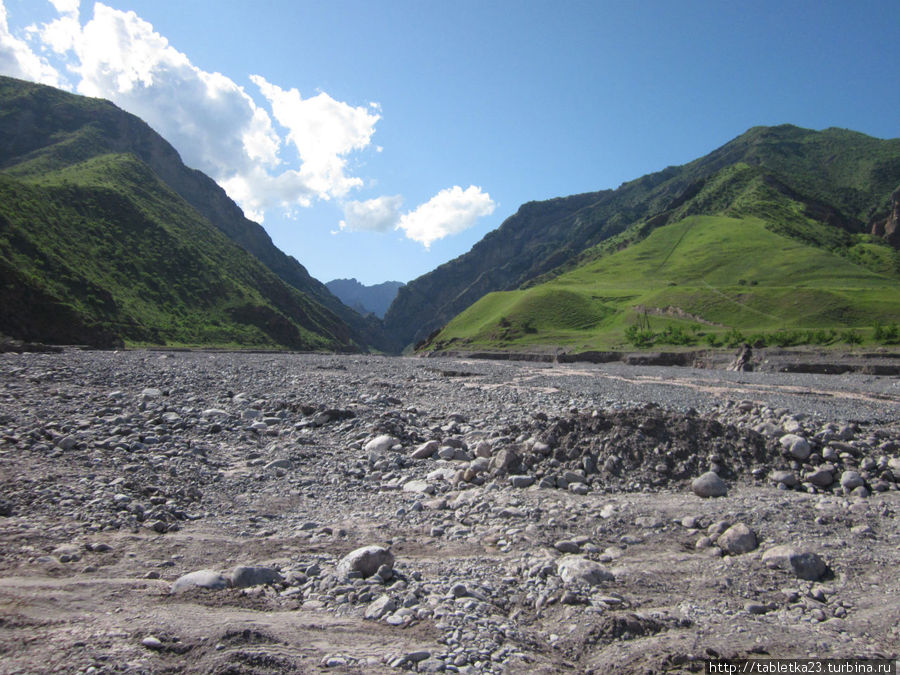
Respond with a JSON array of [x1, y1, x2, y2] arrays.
[[761, 545, 828, 581], [804, 467, 834, 488], [840, 470, 865, 491], [364, 594, 397, 620], [509, 475, 534, 488], [171, 569, 230, 593], [410, 440, 439, 459], [556, 556, 614, 586], [230, 565, 283, 588], [717, 523, 758, 555], [402, 479, 434, 494], [691, 471, 727, 498], [770, 470, 799, 487], [336, 545, 394, 579], [780, 434, 811, 460], [365, 435, 399, 454]]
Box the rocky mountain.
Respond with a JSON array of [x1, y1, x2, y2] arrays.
[[0, 75, 381, 349], [385, 125, 900, 351], [325, 278, 405, 319]]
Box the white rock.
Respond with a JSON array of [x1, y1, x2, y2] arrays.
[[171, 569, 230, 593], [556, 555, 614, 586], [365, 435, 399, 454], [402, 479, 434, 494], [335, 545, 394, 579]]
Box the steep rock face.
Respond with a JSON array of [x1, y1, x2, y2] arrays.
[[872, 188, 900, 247], [0, 76, 387, 351]]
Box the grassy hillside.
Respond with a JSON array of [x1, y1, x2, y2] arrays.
[[0, 75, 385, 350], [423, 215, 900, 353], [387, 125, 900, 350], [0, 151, 351, 349]]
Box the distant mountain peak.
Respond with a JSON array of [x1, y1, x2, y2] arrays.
[[326, 278, 405, 319]]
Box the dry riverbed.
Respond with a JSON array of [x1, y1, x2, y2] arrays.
[[0, 350, 898, 674]]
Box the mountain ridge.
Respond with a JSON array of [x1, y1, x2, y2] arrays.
[[0, 75, 388, 350], [384, 124, 900, 351], [0, 75, 367, 349], [325, 278, 405, 319]]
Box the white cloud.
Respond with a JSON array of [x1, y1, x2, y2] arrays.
[[339, 195, 403, 233], [250, 75, 380, 200], [0, 2, 63, 86], [2, 1, 495, 245], [71, 3, 283, 187], [10, 1, 381, 223], [397, 186, 495, 248]]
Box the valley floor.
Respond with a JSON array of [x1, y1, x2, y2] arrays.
[[0, 351, 898, 673]]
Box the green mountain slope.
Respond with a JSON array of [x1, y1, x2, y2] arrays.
[[424, 214, 900, 352], [386, 124, 900, 351], [0, 75, 386, 349]]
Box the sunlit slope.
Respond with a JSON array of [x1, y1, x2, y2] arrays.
[[0, 152, 351, 348], [424, 215, 900, 351]]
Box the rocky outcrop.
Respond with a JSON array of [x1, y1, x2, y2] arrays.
[[871, 187, 900, 247]]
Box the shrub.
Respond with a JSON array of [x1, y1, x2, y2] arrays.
[[723, 327, 746, 348], [841, 329, 862, 344]]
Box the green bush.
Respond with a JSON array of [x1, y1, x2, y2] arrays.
[[840, 329, 862, 344], [723, 327, 746, 348]]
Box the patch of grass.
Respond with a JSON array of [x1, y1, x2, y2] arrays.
[[423, 215, 900, 352]]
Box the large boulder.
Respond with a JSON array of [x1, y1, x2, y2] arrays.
[[691, 471, 727, 498], [762, 545, 828, 581], [556, 556, 614, 586], [230, 565, 283, 588], [335, 545, 394, 579], [170, 569, 230, 593]]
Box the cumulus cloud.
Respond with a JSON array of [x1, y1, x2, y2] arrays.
[[0, 2, 62, 86], [339, 195, 404, 233], [251, 75, 380, 201], [5, 1, 381, 222], [397, 185, 495, 248], [1, 1, 495, 245]]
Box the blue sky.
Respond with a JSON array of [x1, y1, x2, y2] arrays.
[[1, 1, 898, 285]]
